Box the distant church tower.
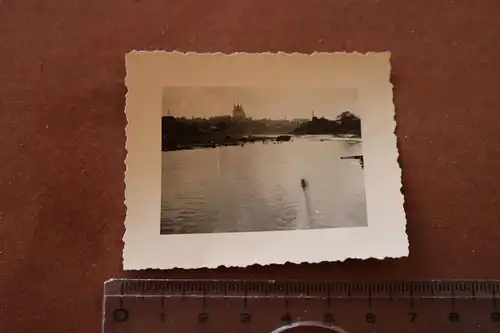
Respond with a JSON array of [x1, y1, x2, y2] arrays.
[[232, 103, 247, 120]]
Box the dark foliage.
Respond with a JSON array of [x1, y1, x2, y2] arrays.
[[161, 111, 361, 151], [292, 111, 361, 136]]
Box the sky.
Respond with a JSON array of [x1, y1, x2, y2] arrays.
[[162, 86, 359, 120]]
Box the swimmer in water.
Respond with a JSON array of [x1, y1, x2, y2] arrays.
[[300, 178, 308, 191]]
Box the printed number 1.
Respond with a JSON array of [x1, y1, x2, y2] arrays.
[[198, 312, 209, 323]]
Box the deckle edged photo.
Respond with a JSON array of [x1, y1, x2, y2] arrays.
[[123, 51, 408, 270]]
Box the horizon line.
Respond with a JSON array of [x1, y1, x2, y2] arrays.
[[162, 115, 349, 120]]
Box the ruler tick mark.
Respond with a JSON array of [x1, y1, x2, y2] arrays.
[[368, 286, 372, 308], [244, 285, 248, 308], [284, 288, 290, 308], [327, 284, 331, 308], [451, 288, 456, 309], [409, 287, 414, 309]]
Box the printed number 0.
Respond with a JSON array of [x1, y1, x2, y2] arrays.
[[113, 309, 129, 322]]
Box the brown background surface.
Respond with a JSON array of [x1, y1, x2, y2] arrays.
[[1, 0, 500, 332]]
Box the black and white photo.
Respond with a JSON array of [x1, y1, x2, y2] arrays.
[[160, 87, 367, 234]]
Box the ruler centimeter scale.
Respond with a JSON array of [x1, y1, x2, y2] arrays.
[[103, 279, 500, 333]]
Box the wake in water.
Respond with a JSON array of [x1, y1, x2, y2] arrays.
[[300, 178, 315, 229]]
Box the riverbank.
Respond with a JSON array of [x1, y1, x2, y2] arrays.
[[163, 135, 293, 152], [161, 114, 362, 151]]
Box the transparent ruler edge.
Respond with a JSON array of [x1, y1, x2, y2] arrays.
[[103, 278, 500, 299], [102, 279, 500, 332]]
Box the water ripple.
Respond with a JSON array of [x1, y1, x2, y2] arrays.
[[161, 136, 367, 234]]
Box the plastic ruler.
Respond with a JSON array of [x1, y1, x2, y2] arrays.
[[102, 279, 500, 333]]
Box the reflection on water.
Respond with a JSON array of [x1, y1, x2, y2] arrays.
[[161, 135, 368, 234]]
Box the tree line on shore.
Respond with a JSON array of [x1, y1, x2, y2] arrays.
[[161, 111, 361, 151], [292, 111, 361, 136]]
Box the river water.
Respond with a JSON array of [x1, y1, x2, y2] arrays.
[[160, 135, 368, 234]]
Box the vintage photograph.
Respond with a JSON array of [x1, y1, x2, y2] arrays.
[[123, 51, 407, 270], [160, 87, 367, 234]]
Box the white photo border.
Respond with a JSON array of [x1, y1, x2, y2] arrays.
[[123, 51, 408, 270]]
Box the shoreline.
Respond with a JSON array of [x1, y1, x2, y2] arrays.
[[162, 133, 362, 152], [162, 134, 294, 152]]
